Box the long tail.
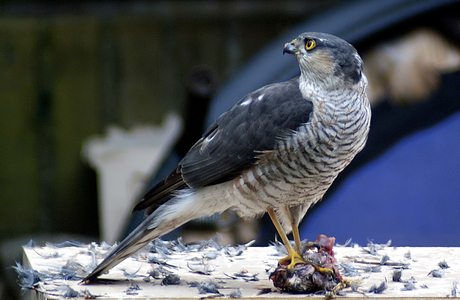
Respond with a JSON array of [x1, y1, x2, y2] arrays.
[[82, 214, 162, 283], [82, 187, 228, 283]]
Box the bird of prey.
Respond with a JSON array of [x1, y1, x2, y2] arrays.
[[83, 32, 371, 282]]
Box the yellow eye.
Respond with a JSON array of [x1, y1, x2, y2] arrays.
[[306, 39, 316, 50]]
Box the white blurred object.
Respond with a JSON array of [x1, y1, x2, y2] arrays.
[[363, 28, 460, 106], [82, 113, 182, 244]]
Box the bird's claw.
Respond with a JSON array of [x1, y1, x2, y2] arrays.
[[313, 264, 334, 277], [279, 250, 305, 270], [279, 250, 335, 277]]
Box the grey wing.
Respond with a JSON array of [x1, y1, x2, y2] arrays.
[[180, 77, 313, 188], [133, 77, 312, 214]]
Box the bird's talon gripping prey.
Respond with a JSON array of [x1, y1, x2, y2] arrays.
[[313, 264, 335, 277], [280, 252, 336, 277], [82, 32, 371, 285], [284, 254, 335, 278], [279, 250, 306, 269]]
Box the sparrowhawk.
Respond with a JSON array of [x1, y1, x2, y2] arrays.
[[83, 32, 371, 282]]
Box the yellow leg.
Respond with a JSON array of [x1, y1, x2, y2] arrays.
[[268, 206, 335, 276], [285, 208, 322, 256], [267, 207, 305, 268], [285, 206, 301, 252]]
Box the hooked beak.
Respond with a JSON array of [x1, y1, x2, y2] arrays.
[[283, 42, 297, 55]]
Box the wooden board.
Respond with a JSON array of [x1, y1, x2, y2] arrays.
[[22, 241, 460, 299]]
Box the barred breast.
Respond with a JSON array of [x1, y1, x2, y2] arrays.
[[228, 75, 371, 231]]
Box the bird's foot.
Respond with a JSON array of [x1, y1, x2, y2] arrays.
[[279, 250, 305, 270], [279, 248, 335, 277], [313, 264, 335, 277]]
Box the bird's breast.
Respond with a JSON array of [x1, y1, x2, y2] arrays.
[[264, 90, 370, 200], [227, 89, 371, 216]]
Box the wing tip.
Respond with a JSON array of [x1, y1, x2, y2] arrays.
[[131, 197, 147, 213], [132, 166, 187, 215]]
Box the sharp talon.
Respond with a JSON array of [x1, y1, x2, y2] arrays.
[[313, 264, 334, 276], [279, 250, 305, 270], [279, 249, 337, 279]]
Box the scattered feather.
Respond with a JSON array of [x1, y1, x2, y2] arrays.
[[47, 240, 87, 248], [24, 240, 37, 248], [202, 252, 220, 260], [350, 280, 361, 292], [428, 269, 444, 278], [150, 239, 173, 256], [448, 281, 457, 297], [197, 281, 221, 294], [12, 262, 42, 291], [404, 251, 411, 260], [336, 238, 352, 247], [401, 282, 416, 291], [147, 254, 166, 265], [340, 262, 360, 277], [162, 274, 181, 285], [83, 250, 98, 274], [60, 285, 81, 298], [170, 237, 189, 252], [438, 260, 450, 269], [269, 240, 288, 256], [380, 254, 390, 265], [367, 279, 387, 294], [362, 240, 391, 255], [243, 274, 259, 282], [121, 265, 142, 278], [224, 245, 244, 257], [196, 234, 223, 252], [361, 265, 381, 273], [148, 268, 162, 279], [100, 241, 115, 250], [125, 282, 141, 296], [392, 269, 402, 282], [33, 248, 60, 259], [81, 289, 97, 299], [148, 265, 171, 279], [187, 262, 215, 275], [244, 240, 256, 248], [59, 259, 85, 280], [229, 288, 242, 298], [225, 271, 259, 282]]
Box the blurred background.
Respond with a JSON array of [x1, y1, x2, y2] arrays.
[[1, 0, 460, 298]]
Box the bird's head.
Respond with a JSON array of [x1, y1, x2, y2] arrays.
[[284, 32, 364, 90]]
